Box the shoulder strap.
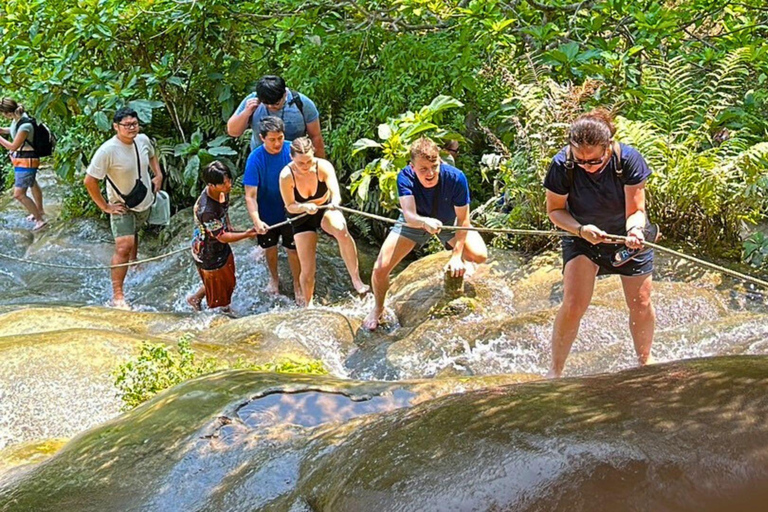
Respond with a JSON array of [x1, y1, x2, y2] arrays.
[[612, 141, 624, 181], [289, 91, 305, 118], [104, 141, 143, 198], [564, 146, 575, 190]]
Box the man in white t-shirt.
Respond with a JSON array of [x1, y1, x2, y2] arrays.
[[84, 107, 163, 309]]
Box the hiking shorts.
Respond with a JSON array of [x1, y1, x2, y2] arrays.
[[13, 168, 37, 189], [111, 208, 151, 239], [390, 214, 454, 249], [562, 236, 654, 277]]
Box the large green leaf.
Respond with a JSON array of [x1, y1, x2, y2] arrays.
[[183, 155, 201, 186], [207, 146, 237, 156], [352, 138, 383, 155], [128, 99, 164, 124], [94, 111, 111, 131]]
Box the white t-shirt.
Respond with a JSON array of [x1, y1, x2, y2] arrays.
[[87, 134, 156, 212]]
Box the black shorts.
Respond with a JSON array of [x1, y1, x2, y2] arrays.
[[256, 223, 296, 250], [562, 236, 653, 277], [290, 210, 325, 235]]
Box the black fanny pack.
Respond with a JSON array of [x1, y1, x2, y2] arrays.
[[105, 141, 149, 209]]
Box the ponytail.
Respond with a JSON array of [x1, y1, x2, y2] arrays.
[[0, 98, 24, 116]]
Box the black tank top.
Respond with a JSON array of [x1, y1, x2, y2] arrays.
[[289, 163, 329, 203]]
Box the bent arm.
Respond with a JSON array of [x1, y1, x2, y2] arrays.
[[399, 195, 431, 228], [624, 183, 647, 233], [244, 185, 263, 224], [0, 131, 29, 152], [451, 204, 470, 257], [227, 109, 251, 138], [279, 169, 304, 215], [322, 160, 342, 206], [306, 119, 325, 158], [546, 190, 581, 236], [84, 174, 109, 212]]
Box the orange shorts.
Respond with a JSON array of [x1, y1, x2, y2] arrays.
[[196, 252, 236, 308]]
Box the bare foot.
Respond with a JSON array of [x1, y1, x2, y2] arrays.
[[638, 354, 656, 366], [546, 368, 561, 379], [293, 282, 302, 301], [186, 295, 203, 311], [362, 308, 382, 331], [354, 283, 371, 297], [219, 306, 237, 318], [109, 298, 131, 310], [464, 261, 478, 279], [266, 278, 279, 294]]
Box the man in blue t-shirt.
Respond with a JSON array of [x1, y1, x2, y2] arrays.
[[227, 75, 325, 157], [243, 116, 301, 297], [363, 137, 488, 330]]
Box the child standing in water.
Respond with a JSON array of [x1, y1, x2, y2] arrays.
[[188, 161, 257, 314], [0, 98, 46, 230]]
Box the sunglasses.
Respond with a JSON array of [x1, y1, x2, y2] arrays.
[[571, 146, 608, 166]]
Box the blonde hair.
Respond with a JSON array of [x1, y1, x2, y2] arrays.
[[290, 136, 314, 157], [0, 98, 24, 116], [410, 137, 439, 163]]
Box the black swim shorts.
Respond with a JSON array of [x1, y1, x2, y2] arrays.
[[561, 236, 654, 277], [257, 223, 296, 250]]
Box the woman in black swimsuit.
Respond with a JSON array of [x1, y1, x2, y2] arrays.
[[279, 137, 369, 307]]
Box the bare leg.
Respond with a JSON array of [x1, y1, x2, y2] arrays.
[[286, 248, 302, 299], [263, 246, 280, 294], [13, 187, 42, 221], [30, 180, 44, 217], [620, 273, 656, 365], [293, 231, 318, 307], [547, 256, 599, 378], [111, 235, 136, 307], [446, 230, 489, 264], [362, 232, 417, 330], [186, 286, 206, 311], [321, 210, 368, 294]]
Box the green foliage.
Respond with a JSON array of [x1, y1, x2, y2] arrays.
[[1, 161, 13, 192], [113, 334, 328, 410], [1, 0, 767, 262], [743, 231, 768, 273], [350, 95, 464, 209]]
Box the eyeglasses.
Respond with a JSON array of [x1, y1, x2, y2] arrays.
[[571, 146, 608, 166], [118, 122, 139, 129]]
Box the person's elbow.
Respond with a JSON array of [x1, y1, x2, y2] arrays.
[[226, 118, 243, 138]]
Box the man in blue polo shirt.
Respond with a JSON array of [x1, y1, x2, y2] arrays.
[[363, 137, 488, 330], [227, 75, 325, 157], [243, 116, 301, 298]]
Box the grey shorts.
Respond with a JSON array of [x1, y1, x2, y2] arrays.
[[110, 208, 151, 239], [14, 168, 37, 189], [390, 214, 455, 249]]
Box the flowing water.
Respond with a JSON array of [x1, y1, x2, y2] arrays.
[[1, 169, 767, 510]]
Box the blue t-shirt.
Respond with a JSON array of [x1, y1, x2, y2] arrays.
[[543, 143, 652, 236], [242, 142, 292, 225], [397, 163, 470, 225], [235, 89, 320, 151]]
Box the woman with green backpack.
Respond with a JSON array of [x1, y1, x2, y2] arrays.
[[0, 98, 46, 231]]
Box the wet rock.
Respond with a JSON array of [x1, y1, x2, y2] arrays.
[[2, 357, 767, 511], [0, 371, 529, 511]]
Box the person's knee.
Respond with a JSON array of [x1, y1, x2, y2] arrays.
[[12, 188, 27, 201], [560, 295, 590, 320], [114, 239, 135, 258]]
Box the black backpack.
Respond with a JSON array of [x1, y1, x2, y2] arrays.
[[19, 117, 56, 158]]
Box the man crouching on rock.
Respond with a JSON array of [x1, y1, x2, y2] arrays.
[[363, 137, 487, 330]]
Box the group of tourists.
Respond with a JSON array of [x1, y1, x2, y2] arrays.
[[0, 75, 657, 377]]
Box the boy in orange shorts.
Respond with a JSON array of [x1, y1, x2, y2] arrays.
[[188, 161, 257, 313]]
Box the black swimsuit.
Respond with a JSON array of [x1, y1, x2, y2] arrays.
[[288, 163, 330, 234]]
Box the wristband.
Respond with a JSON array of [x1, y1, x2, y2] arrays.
[[577, 225, 584, 238], [627, 225, 643, 235]]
